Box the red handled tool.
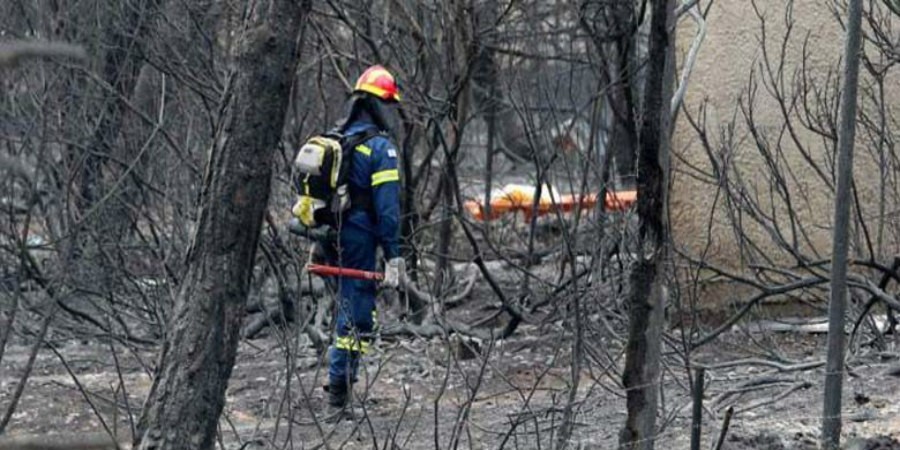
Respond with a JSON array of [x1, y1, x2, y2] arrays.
[[306, 263, 384, 281]]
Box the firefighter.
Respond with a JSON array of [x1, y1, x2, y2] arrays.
[[323, 65, 405, 416]]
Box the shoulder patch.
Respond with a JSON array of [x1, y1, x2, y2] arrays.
[[387, 148, 398, 158]]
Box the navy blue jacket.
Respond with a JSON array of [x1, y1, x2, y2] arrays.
[[342, 119, 401, 260]]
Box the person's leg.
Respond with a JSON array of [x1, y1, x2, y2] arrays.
[[327, 223, 377, 406]]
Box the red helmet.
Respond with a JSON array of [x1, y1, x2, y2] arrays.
[[353, 65, 401, 102]]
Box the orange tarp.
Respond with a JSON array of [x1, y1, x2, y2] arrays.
[[463, 184, 637, 221]]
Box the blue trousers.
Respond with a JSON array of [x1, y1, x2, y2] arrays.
[[326, 220, 377, 386]]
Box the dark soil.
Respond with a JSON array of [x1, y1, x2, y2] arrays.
[[1, 309, 899, 449]]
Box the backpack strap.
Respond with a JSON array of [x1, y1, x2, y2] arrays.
[[340, 128, 383, 154]]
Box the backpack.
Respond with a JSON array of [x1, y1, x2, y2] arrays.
[[291, 129, 380, 228]]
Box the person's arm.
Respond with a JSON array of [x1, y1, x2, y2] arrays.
[[370, 138, 401, 260]]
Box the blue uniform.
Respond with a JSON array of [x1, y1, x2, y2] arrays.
[[327, 117, 400, 386]]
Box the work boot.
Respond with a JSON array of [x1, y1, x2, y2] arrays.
[[324, 382, 352, 422], [326, 382, 348, 408]]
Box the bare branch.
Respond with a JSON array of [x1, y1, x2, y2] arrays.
[[670, 1, 708, 118]]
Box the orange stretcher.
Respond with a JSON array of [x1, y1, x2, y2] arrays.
[[463, 184, 637, 221]]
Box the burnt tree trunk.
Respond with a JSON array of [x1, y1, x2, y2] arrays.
[[79, 0, 161, 224], [618, 0, 674, 449], [472, 0, 499, 230], [135, 1, 309, 449], [601, 2, 639, 189], [68, 0, 162, 288], [433, 0, 473, 321], [821, 0, 863, 448], [581, 0, 640, 190]]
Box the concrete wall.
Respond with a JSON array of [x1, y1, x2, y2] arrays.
[[670, 0, 900, 307]]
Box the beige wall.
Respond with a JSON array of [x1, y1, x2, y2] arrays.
[[671, 1, 900, 304]]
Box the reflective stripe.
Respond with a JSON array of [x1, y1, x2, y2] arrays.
[[335, 335, 370, 353], [356, 144, 372, 157], [358, 83, 398, 100], [359, 83, 388, 96], [330, 143, 341, 188], [371, 169, 399, 186]]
